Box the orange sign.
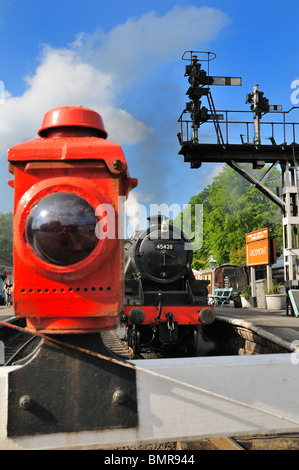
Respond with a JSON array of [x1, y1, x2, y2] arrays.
[[246, 228, 269, 244], [246, 239, 270, 266]]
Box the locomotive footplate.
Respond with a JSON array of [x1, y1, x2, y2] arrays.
[[7, 333, 137, 437]]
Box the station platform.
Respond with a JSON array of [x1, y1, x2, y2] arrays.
[[0, 305, 16, 322], [1, 304, 299, 353], [215, 305, 299, 352]]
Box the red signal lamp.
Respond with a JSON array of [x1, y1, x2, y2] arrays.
[[8, 106, 137, 334]]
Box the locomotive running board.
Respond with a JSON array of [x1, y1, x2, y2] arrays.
[[6, 333, 137, 437]]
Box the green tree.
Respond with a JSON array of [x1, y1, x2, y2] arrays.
[[176, 164, 282, 267]]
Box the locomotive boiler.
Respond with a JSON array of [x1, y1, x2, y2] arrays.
[[121, 215, 215, 354]]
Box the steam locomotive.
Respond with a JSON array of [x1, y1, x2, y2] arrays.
[[120, 215, 215, 354]]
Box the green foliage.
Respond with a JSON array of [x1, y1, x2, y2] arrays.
[[264, 281, 284, 295], [0, 212, 13, 264], [241, 285, 252, 300], [191, 258, 208, 270], [177, 164, 282, 267]]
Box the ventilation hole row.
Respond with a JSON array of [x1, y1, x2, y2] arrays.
[[20, 286, 112, 293]]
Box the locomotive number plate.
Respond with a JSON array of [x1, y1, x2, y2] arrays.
[[156, 244, 173, 249]]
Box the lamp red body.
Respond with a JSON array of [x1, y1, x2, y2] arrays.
[[7, 106, 137, 333]]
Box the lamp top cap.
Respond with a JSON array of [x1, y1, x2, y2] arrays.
[[209, 255, 217, 267], [38, 106, 108, 138]]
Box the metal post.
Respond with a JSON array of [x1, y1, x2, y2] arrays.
[[250, 267, 257, 307], [212, 268, 215, 296], [267, 265, 273, 292], [225, 111, 228, 144], [192, 124, 198, 143], [282, 160, 299, 309], [253, 84, 261, 145]]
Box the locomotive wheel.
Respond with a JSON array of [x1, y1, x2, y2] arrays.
[[192, 327, 199, 354], [131, 327, 141, 355], [183, 326, 199, 355]]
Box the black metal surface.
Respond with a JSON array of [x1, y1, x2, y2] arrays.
[[127, 223, 193, 284], [180, 143, 299, 165], [125, 279, 208, 306], [7, 333, 137, 437], [159, 322, 178, 344]]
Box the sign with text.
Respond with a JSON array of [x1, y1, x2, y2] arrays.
[[246, 228, 269, 244], [246, 239, 270, 266]]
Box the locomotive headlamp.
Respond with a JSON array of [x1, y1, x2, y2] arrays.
[[8, 105, 137, 333], [26, 192, 97, 266]]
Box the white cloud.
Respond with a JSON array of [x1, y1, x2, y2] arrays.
[[78, 6, 230, 86], [207, 164, 225, 181], [0, 6, 229, 157], [0, 47, 149, 154]]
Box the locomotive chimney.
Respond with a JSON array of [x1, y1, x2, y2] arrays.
[[147, 215, 169, 226]]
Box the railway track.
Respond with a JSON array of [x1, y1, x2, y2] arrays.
[[101, 328, 175, 360], [0, 321, 133, 368], [101, 329, 134, 358], [0, 318, 42, 366], [0, 320, 134, 366]]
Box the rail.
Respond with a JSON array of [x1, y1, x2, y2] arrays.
[[178, 106, 299, 146]]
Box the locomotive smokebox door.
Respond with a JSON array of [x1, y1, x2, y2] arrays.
[[7, 106, 137, 334]]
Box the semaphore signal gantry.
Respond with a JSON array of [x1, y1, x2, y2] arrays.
[[177, 50, 295, 170], [179, 51, 241, 146], [178, 51, 299, 313]]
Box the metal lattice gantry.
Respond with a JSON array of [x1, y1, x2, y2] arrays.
[[281, 161, 299, 294], [177, 51, 299, 311]]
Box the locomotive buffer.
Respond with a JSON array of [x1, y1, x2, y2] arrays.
[[178, 51, 299, 313]]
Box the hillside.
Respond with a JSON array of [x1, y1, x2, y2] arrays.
[[175, 164, 283, 269]]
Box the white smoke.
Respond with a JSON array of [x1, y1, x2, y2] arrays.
[[0, 5, 230, 213], [124, 192, 142, 235]]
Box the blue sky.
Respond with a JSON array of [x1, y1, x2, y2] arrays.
[[0, 0, 299, 229]]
